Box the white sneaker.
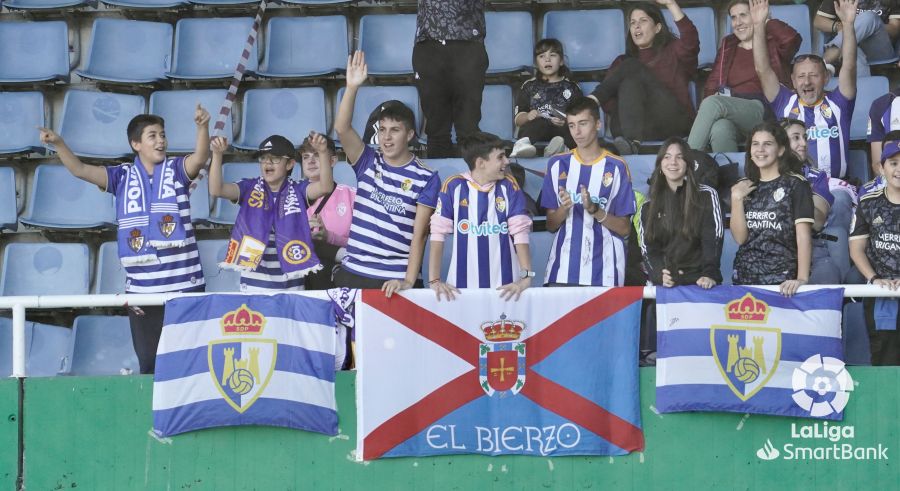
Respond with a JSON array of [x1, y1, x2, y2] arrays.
[[511, 137, 537, 158], [544, 136, 567, 157]]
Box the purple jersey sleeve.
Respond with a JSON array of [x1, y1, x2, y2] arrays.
[[506, 178, 527, 218], [806, 168, 835, 206], [868, 93, 893, 143], [105, 164, 127, 195], [353, 145, 376, 179], [770, 84, 794, 112], [416, 171, 440, 208], [540, 157, 563, 210], [608, 162, 636, 217]]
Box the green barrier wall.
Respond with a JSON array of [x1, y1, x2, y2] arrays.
[[20, 368, 900, 490], [0, 380, 18, 490]]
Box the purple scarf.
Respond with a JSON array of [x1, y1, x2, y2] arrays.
[[222, 177, 322, 280], [115, 157, 188, 266]]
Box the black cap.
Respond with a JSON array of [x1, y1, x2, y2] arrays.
[[255, 135, 295, 159]]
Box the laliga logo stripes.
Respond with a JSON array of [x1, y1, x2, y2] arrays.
[[190, 0, 268, 192], [791, 354, 854, 417]]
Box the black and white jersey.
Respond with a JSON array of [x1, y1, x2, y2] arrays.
[[514, 78, 582, 119], [733, 174, 815, 285], [850, 189, 900, 279]]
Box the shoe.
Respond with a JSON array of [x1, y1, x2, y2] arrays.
[[613, 136, 639, 155], [543, 136, 567, 157], [511, 137, 537, 158]]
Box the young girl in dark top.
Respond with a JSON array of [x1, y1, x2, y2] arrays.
[[639, 137, 724, 288], [731, 121, 814, 296], [512, 38, 582, 158], [588, 0, 699, 155]]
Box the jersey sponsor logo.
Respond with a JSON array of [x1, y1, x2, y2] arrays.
[[457, 219, 509, 236], [369, 188, 406, 214], [806, 126, 840, 140], [566, 190, 607, 209], [745, 210, 783, 231], [873, 231, 900, 252]]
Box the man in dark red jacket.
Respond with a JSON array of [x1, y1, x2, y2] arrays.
[[687, 0, 801, 153]]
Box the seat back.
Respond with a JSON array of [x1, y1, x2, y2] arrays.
[[234, 88, 327, 150], [0, 242, 90, 296], [94, 241, 126, 294], [0, 167, 16, 231], [485, 11, 533, 74], [357, 14, 416, 75], [197, 239, 241, 292], [260, 16, 349, 77], [57, 90, 146, 159], [21, 164, 116, 229], [542, 10, 625, 71], [168, 18, 258, 79], [480, 85, 514, 141], [664, 7, 717, 68], [530, 231, 555, 286], [79, 19, 172, 83], [150, 89, 230, 152], [71, 316, 140, 376], [0, 91, 45, 154], [0, 21, 69, 82]]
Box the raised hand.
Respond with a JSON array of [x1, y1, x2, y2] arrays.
[[308, 131, 328, 153], [834, 0, 858, 25], [210, 136, 228, 155], [346, 51, 368, 89], [557, 186, 574, 210], [37, 126, 62, 146], [731, 179, 757, 202], [194, 103, 210, 127], [749, 0, 769, 27]]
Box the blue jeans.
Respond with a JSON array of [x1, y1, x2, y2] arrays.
[[825, 11, 897, 76]]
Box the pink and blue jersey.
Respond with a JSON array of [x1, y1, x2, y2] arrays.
[[105, 157, 204, 293], [771, 85, 854, 178], [431, 173, 532, 288], [539, 150, 636, 286], [343, 145, 440, 280]]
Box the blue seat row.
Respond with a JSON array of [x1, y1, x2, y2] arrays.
[[2, 0, 346, 9]]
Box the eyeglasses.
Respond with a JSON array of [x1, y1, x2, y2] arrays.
[[792, 54, 825, 65], [259, 156, 288, 165]]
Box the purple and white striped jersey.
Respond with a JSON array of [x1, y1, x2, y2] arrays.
[[539, 150, 636, 286]]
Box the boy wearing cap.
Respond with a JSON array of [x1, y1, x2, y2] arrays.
[[208, 133, 334, 292], [334, 51, 441, 296], [38, 106, 211, 374], [850, 130, 900, 366]]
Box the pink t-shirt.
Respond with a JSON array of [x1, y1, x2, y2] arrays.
[[307, 184, 356, 247]]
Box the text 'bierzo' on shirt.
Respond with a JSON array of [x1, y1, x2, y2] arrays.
[[106, 156, 204, 293], [235, 178, 309, 292], [539, 149, 636, 287], [772, 85, 855, 178], [342, 145, 440, 280]]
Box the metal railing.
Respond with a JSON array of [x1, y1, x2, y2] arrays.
[[1, 285, 898, 378]]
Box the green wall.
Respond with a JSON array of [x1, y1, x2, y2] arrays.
[[18, 368, 900, 490]]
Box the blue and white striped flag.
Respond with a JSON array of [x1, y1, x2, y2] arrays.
[[656, 286, 850, 420], [152, 294, 338, 437]]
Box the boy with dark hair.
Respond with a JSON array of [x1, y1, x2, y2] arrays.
[[38, 105, 211, 374], [850, 130, 900, 366], [540, 96, 636, 286], [428, 132, 534, 301], [333, 51, 440, 296]]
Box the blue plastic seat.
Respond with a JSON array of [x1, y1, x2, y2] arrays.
[[94, 241, 126, 294], [77, 19, 172, 84], [57, 90, 146, 159], [720, 232, 739, 285], [149, 89, 230, 153], [208, 163, 302, 225], [358, 14, 416, 76], [332, 162, 357, 188], [846, 149, 871, 184], [0, 242, 90, 296], [29, 321, 74, 376], [190, 177, 211, 225], [511, 158, 546, 202], [334, 86, 421, 142], [771, 4, 814, 55], [623, 155, 657, 196], [101, 0, 187, 7], [485, 11, 533, 74], [0, 167, 16, 232], [0, 21, 70, 83], [233, 88, 327, 151], [425, 159, 468, 183], [280, 0, 349, 3], [530, 231, 555, 286], [259, 16, 349, 78], [542, 10, 625, 71], [20, 165, 116, 230], [70, 316, 140, 376], [189, 0, 255, 4], [851, 76, 889, 140], [0, 92, 46, 154], [197, 239, 241, 292], [167, 18, 258, 80], [480, 85, 515, 142], [663, 7, 716, 68], [2, 0, 85, 10]]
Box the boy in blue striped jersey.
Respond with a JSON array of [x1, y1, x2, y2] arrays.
[[38, 107, 211, 374], [428, 132, 534, 301], [333, 51, 441, 296]]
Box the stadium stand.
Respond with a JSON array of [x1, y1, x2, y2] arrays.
[[358, 14, 416, 76], [197, 239, 241, 292], [541, 9, 625, 71], [93, 241, 126, 295], [2, 0, 85, 11], [0, 91, 45, 154], [484, 11, 533, 75], [70, 316, 140, 376], [233, 87, 327, 151], [77, 19, 173, 84], [101, 0, 187, 8], [20, 164, 116, 230], [0, 21, 70, 83], [149, 89, 231, 153], [0, 168, 16, 232], [0, 242, 90, 296], [166, 17, 258, 80], [57, 90, 146, 159], [258, 15, 349, 78]]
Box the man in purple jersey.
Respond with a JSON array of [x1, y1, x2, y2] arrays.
[[540, 97, 635, 286], [752, 0, 858, 179]]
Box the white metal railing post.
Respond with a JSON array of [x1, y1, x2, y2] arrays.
[[11, 303, 26, 378]]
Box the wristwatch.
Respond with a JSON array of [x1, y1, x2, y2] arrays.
[[520, 269, 536, 279]]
